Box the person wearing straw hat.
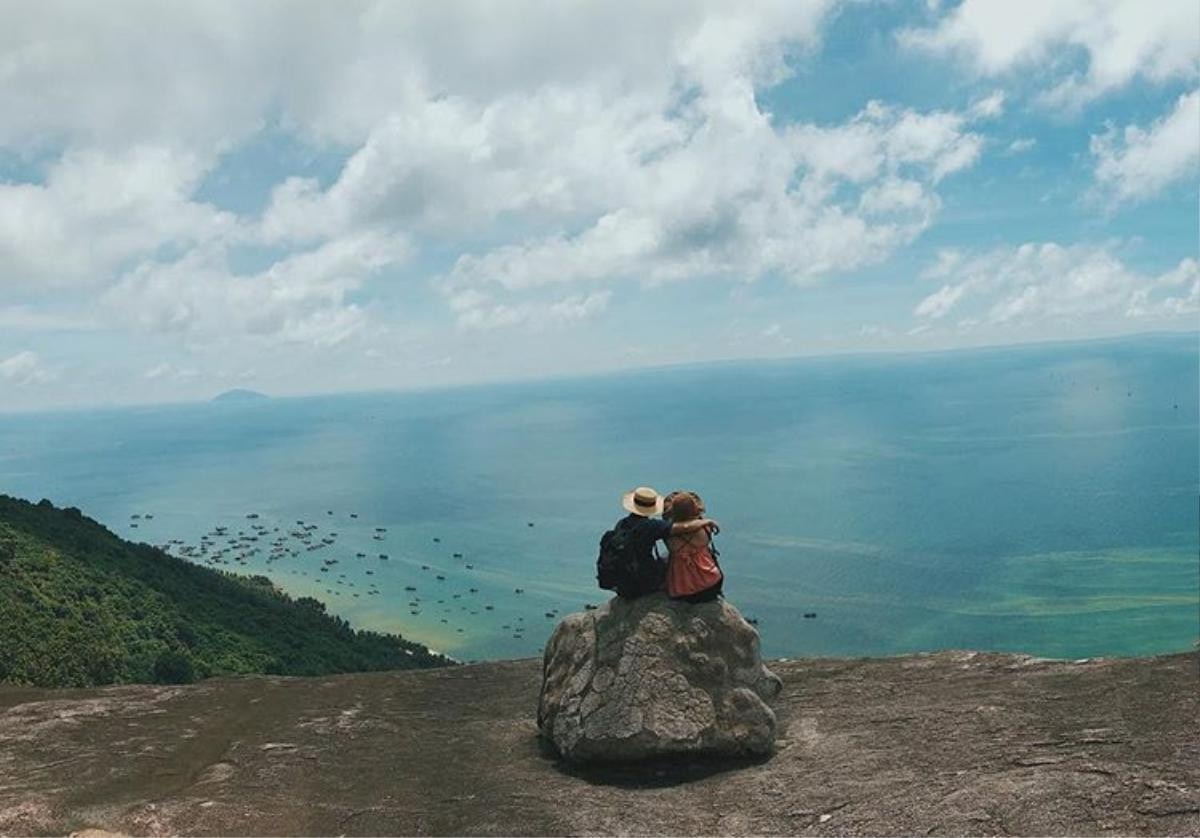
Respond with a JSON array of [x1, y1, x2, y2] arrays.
[[599, 486, 719, 599]]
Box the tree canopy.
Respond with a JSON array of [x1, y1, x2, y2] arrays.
[[0, 495, 451, 687]]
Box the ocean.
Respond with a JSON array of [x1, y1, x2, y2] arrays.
[[1, 332, 1196, 662]]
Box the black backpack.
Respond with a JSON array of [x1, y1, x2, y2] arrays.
[[597, 517, 665, 598]]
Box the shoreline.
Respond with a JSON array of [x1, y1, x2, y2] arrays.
[[178, 559, 1200, 667]]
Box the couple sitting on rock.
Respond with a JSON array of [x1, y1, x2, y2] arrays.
[[597, 485, 723, 604]]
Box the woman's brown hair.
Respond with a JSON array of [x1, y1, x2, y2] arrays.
[[663, 490, 704, 522]]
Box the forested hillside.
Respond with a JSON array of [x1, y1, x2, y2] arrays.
[[0, 495, 450, 687]]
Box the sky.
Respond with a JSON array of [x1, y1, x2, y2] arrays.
[[0, 0, 1197, 411]]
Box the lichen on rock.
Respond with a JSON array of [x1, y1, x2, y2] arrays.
[[537, 592, 782, 762]]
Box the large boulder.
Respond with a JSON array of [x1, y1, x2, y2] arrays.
[[537, 592, 782, 762]]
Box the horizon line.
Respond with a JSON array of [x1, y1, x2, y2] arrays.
[[3, 327, 1197, 417]]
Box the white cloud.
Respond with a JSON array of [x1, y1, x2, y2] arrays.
[[1091, 89, 1200, 205], [5, 1, 1147, 407], [913, 242, 1200, 327], [0, 350, 56, 385], [968, 90, 1006, 119], [791, 101, 983, 185], [1007, 137, 1037, 154], [900, 0, 1199, 108], [914, 283, 968, 319], [923, 248, 964, 278], [439, 98, 981, 303], [0, 306, 98, 331], [0, 2, 992, 357], [449, 289, 611, 330], [0, 146, 233, 288], [0, 1, 831, 152], [3, 0, 871, 348], [143, 362, 201, 381], [1127, 259, 1200, 318], [260, 90, 686, 244], [253, 3, 988, 307], [105, 231, 409, 347]]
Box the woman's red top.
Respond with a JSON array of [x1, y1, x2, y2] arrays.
[[666, 530, 722, 597]]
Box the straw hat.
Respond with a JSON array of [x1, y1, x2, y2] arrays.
[[621, 486, 663, 517]]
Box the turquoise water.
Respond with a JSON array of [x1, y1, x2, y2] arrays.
[[1, 333, 1196, 661]]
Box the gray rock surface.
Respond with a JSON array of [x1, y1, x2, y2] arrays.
[[538, 592, 782, 761], [0, 652, 1196, 836]]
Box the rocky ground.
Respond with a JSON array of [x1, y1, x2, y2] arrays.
[[0, 651, 1196, 837]]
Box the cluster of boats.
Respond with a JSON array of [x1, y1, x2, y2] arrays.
[[133, 509, 579, 649]]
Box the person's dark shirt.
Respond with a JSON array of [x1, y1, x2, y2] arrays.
[[620, 513, 672, 565]]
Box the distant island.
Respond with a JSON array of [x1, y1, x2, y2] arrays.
[[0, 495, 451, 688], [211, 388, 269, 403]]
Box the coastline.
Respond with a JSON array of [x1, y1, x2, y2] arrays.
[[260, 573, 467, 659], [2, 330, 1195, 664]]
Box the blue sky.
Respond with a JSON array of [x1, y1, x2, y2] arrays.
[[0, 0, 1196, 410]]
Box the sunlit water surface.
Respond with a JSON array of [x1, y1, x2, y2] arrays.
[[1, 333, 1196, 661]]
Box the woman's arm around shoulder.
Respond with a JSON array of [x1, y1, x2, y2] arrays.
[[668, 518, 719, 535]]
